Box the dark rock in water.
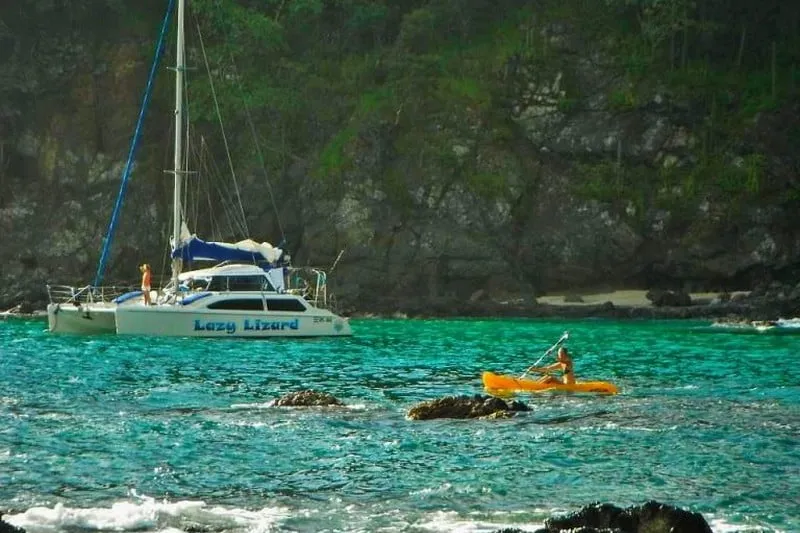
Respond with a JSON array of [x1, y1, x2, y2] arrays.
[[543, 502, 633, 531], [634, 500, 712, 533], [525, 500, 712, 533], [713, 314, 748, 326], [481, 410, 515, 419], [181, 526, 216, 533], [1, 515, 26, 533], [407, 394, 530, 420], [273, 390, 343, 407]]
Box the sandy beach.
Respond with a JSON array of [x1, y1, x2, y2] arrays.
[[535, 290, 740, 307]]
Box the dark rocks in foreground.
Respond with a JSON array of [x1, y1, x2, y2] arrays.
[[408, 394, 529, 420], [1, 515, 25, 533], [494, 501, 712, 533], [273, 390, 343, 407]]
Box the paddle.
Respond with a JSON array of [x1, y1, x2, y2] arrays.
[[519, 331, 569, 378]]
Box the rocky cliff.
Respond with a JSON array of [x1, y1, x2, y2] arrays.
[[1, 1, 798, 312]]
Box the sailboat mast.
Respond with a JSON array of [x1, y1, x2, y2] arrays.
[[171, 0, 186, 287]]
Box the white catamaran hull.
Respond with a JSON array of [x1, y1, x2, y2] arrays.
[[115, 306, 351, 337], [47, 303, 117, 334]]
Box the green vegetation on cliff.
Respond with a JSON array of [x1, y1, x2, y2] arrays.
[[3, 0, 797, 202], [179, 0, 800, 203]]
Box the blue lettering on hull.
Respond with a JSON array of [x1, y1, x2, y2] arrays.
[[193, 320, 236, 334], [244, 318, 300, 331], [193, 318, 299, 335]]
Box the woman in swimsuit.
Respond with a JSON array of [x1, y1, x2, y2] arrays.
[[529, 347, 575, 385], [140, 263, 152, 306]]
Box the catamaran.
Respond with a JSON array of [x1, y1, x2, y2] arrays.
[[46, 0, 351, 338]]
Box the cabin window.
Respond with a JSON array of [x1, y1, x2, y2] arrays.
[[207, 299, 265, 311], [265, 298, 307, 312], [206, 275, 274, 292], [207, 277, 227, 291], [228, 275, 270, 291], [186, 279, 209, 290]]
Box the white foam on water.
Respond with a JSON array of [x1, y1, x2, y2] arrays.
[[2, 497, 785, 533], [708, 515, 786, 532], [596, 422, 678, 433], [230, 401, 367, 412], [418, 510, 785, 533], [228, 419, 270, 428], [192, 504, 292, 533], [5, 501, 186, 532], [415, 509, 545, 533], [776, 318, 800, 328], [4, 495, 292, 533], [229, 402, 273, 409], [408, 482, 453, 497], [1, 395, 20, 405]]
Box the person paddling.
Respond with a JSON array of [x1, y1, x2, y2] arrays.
[[527, 346, 575, 385]]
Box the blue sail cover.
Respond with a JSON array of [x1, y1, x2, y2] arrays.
[[172, 236, 283, 266]]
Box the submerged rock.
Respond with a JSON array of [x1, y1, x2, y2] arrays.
[[407, 394, 529, 420], [273, 390, 343, 407]]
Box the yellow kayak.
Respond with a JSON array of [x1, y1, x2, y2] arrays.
[[482, 371, 619, 395]]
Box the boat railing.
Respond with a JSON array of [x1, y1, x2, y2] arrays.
[[286, 267, 332, 309], [47, 284, 135, 305]]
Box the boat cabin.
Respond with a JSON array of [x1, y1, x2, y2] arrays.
[[176, 263, 310, 312], [178, 263, 285, 293]]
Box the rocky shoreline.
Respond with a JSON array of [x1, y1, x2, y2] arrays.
[[347, 283, 800, 321], [2, 282, 799, 322]]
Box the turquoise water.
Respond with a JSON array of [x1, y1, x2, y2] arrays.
[[1, 318, 797, 532]]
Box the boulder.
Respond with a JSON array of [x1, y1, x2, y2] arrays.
[[273, 390, 343, 407], [646, 289, 692, 307], [407, 394, 529, 420], [633, 500, 712, 533]]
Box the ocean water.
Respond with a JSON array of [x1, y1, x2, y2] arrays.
[[1, 318, 798, 532]]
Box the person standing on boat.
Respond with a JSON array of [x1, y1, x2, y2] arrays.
[[140, 263, 152, 305], [529, 346, 575, 385]]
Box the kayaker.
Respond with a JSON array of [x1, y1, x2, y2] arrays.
[[529, 346, 575, 385]]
